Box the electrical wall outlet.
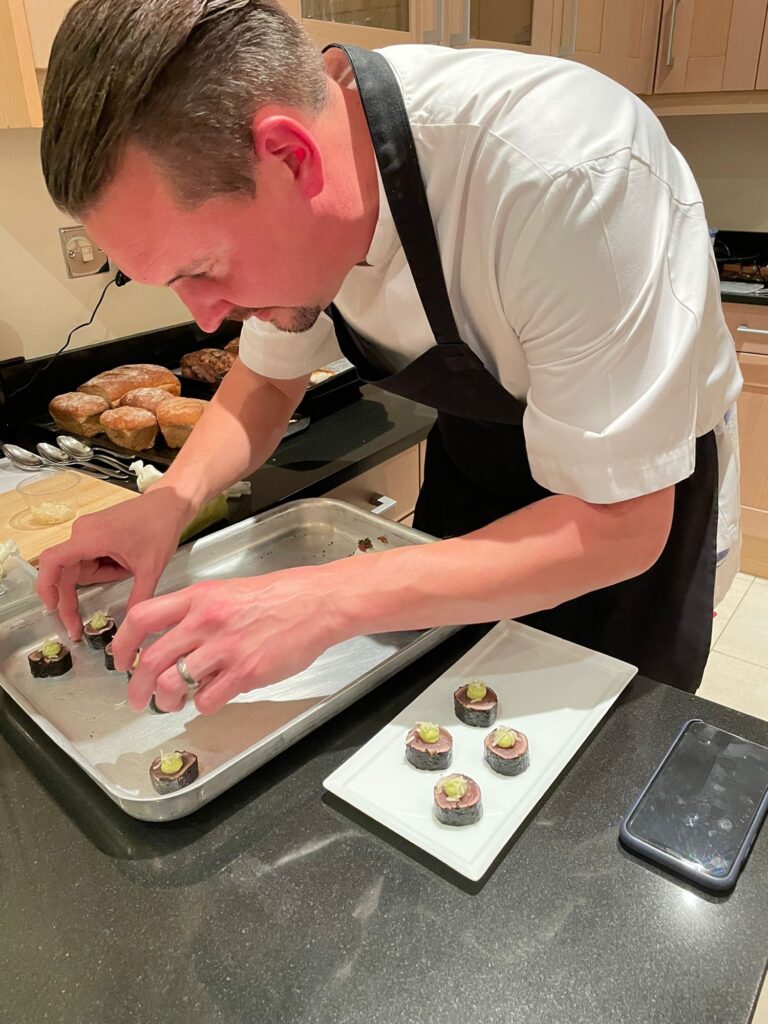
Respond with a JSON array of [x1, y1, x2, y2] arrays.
[[59, 226, 110, 279]]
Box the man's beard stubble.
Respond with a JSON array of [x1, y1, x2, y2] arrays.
[[226, 305, 324, 333]]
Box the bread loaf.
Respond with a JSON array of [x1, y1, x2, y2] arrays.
[[49, 392, 109, 437], [156, 397, 208, 449], [180, 348, 235, 385], [79, 364, 180, 406], [99, 407, 158, 451], [119, 387, 178, 414], [224, 338, 239, 354]]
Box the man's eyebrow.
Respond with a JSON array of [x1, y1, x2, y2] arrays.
[[164, 262, 209, 286]]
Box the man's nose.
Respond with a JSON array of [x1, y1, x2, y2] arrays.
[[172, 281, 232, 334]]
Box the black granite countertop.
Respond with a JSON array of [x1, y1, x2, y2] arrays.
[[1, 624, 767, 1024], [232, 384, 434, 520]]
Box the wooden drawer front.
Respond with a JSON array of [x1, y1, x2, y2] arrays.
[[322, 446, 420, 523], [737, 351, 768, 513], [723, 302, 768, 355]]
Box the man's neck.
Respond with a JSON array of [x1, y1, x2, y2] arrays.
[[323, 49, 379, 267]]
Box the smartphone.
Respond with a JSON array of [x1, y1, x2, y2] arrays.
[[620, 719, 768, 891]]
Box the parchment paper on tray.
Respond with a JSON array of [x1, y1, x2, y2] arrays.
[[234, 631, 421, 702]]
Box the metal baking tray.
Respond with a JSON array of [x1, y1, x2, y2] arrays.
[[0, 500, 455, 822]]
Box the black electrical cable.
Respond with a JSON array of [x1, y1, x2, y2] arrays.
[[8, 271, 129, 401]]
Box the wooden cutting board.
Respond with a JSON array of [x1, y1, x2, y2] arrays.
[[0, 471, 138, 564]]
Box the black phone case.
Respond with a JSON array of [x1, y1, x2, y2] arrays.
[[619, 719, 768, 892]]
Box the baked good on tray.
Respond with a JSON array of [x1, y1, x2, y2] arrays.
[[157, 396, 208, 448], [119, 386, 180, 414], [49, 392, 109, 436], [78, 364, 180, 406], [99, 406, 158, 451], [180, 347, 235, 385]]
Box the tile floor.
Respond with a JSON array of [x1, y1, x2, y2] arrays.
[[700, 572, 768, 1023]]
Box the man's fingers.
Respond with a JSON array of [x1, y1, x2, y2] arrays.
[[125, 568, 163, 612], [126, 626, 214, 711], [55, 563, 86, 639], [76, 558, 132, 587], [36, 539, 124, 610], [112, 588, 192, 672], [36, 540, 83, 610], [194, 671, 243, 716]]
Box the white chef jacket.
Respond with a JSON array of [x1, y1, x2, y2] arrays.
[[240, 45, 743, 603]]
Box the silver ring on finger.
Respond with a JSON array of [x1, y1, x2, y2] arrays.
[[176, 655, 202, 694]]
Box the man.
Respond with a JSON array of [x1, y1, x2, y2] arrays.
[[37, 0, 741, 715]]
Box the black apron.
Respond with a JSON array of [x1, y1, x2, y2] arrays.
[[324, 44, 719, 693]]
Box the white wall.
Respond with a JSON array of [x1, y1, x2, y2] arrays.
[[0, 128, 187, 362], [660, 113, 768, 232]]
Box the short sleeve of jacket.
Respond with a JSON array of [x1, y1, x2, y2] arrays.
[[238, 310, 342, 379], [503, 153, 714, 503]]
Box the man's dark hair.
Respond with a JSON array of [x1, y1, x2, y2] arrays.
[[41, 0, 327, 215]]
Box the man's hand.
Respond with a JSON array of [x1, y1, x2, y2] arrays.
[[113, 568, 345, 715], [36, 487, 194, 639]]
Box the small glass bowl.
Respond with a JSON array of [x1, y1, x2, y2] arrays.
[[16, 471, 81, 525]]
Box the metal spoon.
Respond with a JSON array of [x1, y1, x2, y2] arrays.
[[3, 442, 109, 479], [36, 442, 129, 480], [48, 439, 136, 475], [57, 435, 137, 465], [2, 443, 50, 471]]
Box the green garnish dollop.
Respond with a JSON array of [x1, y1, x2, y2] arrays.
[[89, 611, 109, 631], [416, 722, 440, 743], [493, 727, 517, 749], [466, 679, 487, 702], [159, 752, 183, 775], [441, 775, 468, 801], [41, 641, 62, 659]]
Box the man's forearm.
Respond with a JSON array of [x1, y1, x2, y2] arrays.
[[151, 358, 309, 514], [331, 489, 674, 637]]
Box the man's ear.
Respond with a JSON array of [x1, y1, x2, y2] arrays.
[[252, 114, 324, 199]]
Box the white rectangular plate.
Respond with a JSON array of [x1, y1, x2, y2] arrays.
[[324, 620, 637, 881]]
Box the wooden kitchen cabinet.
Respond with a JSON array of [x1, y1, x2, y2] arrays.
[[550, 0, 663, 93], [0, 0, 41, 128], [0, 0, 77, 127], [282, 0, 441, 47], [757, 6, 768, 88], [654, 0, 768, 94], [22, 0, 77, 69], [443, 0, 556, 54], [723, 301, 768, 578], [321, 443, 422, 523]]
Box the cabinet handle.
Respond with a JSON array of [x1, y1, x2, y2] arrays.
[[449, 0, 470, 47], [737, 326, 768, 336], [370, 494, 397, 516], [665, 0, 678, 67], [422, 0, 444, 43], [558, 0, 580, 58]]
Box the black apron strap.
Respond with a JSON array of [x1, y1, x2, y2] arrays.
[[323, 43, 461, 346]]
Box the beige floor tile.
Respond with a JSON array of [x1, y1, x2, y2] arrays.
[[754, 981, 768, 1024], [712, 573, 754, 645], [699, 652, 768, 721], [715, 578, 768, 669]]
